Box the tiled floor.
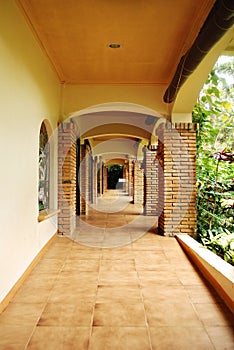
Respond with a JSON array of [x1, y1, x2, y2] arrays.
[[0, 191, 233, 349]]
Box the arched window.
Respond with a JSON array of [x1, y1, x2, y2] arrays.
[[39, 121, 50, 211]]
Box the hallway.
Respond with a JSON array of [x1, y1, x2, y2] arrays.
[[0, 192, 233, 349], [73, 190, 158, 249]]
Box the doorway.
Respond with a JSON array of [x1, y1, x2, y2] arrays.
[[107, 164, 123, 189]]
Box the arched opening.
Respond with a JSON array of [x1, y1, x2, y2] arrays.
[[38, 120, 52, 212], [58, 102, 165, 240], [107, 164, 123, 190]]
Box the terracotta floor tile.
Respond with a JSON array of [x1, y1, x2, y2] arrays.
[[0, 325, 34, 350], [32, 258, 64, 274], [138, 270, 181, 285], [205, 326, 234, 349], [130, 232, 146, 242], [134, 251, 167, 262], [52, 281, 97, 293], [57, 271, 99, 284], [42, 247, 72, 259], [1, 193, 233, 350], [105, 220, 129, 227], [184, 285, 222, 303], [104, 231, 132, 238], [135, 262, 172, 271], [12, 285, 52, 303], [38, 302, 94, 326], [101, 238, 132, 248], [132, 245, 162, 251], [77, 237, 105, 246], [57, 271, 99, 287], [164, 251, 190, 260], [103, 244, 133, 251], [101, 251, 135, 259], [0, 302, 45, 326], [99, 271, 139, 285], [150, 326, 214, 350], [173, 261, 198, 271], [26, 326, 90, 350], [61, 259, 100, 272], [194, 303, 234, 326], [48, 284, 97, 303], [96, 285, 142, 303], [100, 259, 136, 271], [68, 249, 102, 259], [53, 237, 73, 246], [160, 238, 180, 248], [145, 300, 202, 327], [71, 243, 103, 250], [23, 273, 58, 289], [89, 327, 151, 350], [176, 270, 206, 286], [141, 285, 190, 302], [93, 302, 146, 326]]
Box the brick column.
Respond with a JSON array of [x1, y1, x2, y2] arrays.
[[123, 165, 127, 192], [58, 120, 77, 235], [92, 156, 98, 204], [157, 122, 198, 236], [103, 165, 108, 192], [143, 148, 158, 216], [128, 160, 134, 197], [133, 161, 144, 205], [80, 143, 90, 215], [97, 158, 103, 196]]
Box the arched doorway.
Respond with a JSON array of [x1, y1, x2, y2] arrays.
[[58, 102, 165, 238]]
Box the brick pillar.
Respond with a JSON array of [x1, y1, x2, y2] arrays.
[[143, 148, 158, 216], [101, 161, 103, 195], [157, 122, 198, 236], [92, 156, 98, 204], [88, 156, 93, 203], [103, 165, 108, 192], [128, 160, 134, 197], [133, 161, 144, 205], [97, 157, 102, 196], [80, 143, 89, 215], [123, 165, 127, 192], [58, 120, 77, 235]]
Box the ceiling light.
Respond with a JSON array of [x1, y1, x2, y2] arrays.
[[108, 43, 121, 49]]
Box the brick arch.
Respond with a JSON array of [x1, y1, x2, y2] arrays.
[[58, 106, 198, 237]]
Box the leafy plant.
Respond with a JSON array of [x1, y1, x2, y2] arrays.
[[193, 57, 234, 265]]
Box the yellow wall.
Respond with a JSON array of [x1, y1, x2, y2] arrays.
[[62, 84, 169, 118], [0, 1, 60, 303]]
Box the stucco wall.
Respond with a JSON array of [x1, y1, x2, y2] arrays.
[[0, 1, 60, 303], [62, 84, 168, 117]]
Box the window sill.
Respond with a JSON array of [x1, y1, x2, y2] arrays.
[[38, 209, 60, 222]]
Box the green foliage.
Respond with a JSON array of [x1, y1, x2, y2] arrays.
[[201, 230, 234, 264], [193, 59, 234, 266]]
